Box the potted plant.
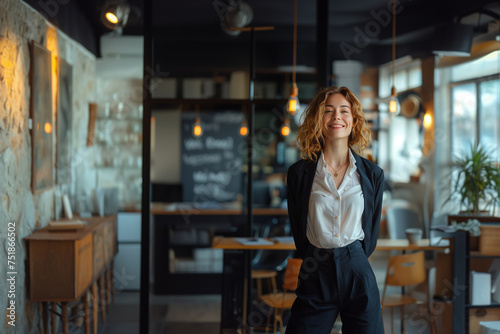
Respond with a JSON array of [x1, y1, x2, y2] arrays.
[[449, 143, 500, 216], [447, 144, 500, 250]]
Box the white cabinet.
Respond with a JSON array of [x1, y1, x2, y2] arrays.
[[115, 212, 141, 290]]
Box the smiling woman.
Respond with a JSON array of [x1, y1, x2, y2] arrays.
[[286, 86, 385, 334]]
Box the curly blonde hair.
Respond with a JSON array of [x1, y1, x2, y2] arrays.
[[296, 86, 370, 162]]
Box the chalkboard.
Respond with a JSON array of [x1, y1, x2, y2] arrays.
[[181, 111, 244, 204]]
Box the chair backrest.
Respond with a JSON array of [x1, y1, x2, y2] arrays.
[[282, 258, 302, 291], [385, 251, 426, 287], [386, 201, 423, 239]]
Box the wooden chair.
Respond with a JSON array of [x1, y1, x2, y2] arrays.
[[381, 251, 431, 334], [260, 258, 302, 334]]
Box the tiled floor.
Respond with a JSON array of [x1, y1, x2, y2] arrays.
[[96, 250, 436, 334]]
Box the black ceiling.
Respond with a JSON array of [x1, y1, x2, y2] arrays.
[[26, 0, 500, 73]]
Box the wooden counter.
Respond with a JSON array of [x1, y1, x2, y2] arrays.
[[26, 215, 117, 301], [25, 215, 117, 334], [125, 202, 288, 216]]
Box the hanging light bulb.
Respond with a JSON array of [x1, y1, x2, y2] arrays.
[[240, 119, 248, 136], [193, 117, 202, 137], [286, 0, 300, 116], [388, 0, 400, 118], [423, 112, 433, 129], [281, 118, 291, 137], [286, 83, 300, 116], [389, 86, 400, 117]]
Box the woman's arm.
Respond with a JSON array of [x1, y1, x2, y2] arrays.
[[367, 169, 385, 257], [287, 166, 305, 258]]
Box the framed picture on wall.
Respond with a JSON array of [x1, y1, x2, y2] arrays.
[[30, 41, 54, 193], [57, 57, 73, 184]]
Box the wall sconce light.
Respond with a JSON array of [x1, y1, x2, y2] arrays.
[[101, 0, 130, 32]]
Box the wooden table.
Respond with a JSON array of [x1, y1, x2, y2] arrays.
[[212, 236, 295, 250], [25, 215, 117, 334], [213, 236, 448, 251], [375, 238, 449, 251]]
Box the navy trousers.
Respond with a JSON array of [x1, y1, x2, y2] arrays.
[[285, 241, 383, 334]]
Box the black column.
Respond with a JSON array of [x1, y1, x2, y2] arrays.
[[316, 0, 331, 88], [140, 0, 152, 333]]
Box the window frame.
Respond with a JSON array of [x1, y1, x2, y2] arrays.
[[449, 74, 499, 159]]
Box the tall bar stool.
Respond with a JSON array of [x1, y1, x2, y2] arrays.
[[252, 269, 278, 298]]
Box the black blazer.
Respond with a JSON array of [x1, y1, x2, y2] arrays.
[[287, 149, 385, 258]]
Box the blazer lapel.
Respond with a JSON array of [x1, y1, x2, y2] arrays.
[[352, 150, 373, 229], [300, 160, 318, 236]]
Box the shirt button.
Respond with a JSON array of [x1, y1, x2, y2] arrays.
[[335, 233, 338, 237], [334, 216, 338, 219], [336, 197, 340, 200]]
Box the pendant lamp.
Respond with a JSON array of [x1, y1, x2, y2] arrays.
[[286, 0, 300, 116], [281, 118, 291, 137], [193, 105, 202, 137], [389, 0, 400, 118]]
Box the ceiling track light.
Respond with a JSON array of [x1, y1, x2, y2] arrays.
[[101, 0, 131, 32]]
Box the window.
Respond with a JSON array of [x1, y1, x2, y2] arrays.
[[451, 83, 477, 157], [450, 50, 500, 161], [379, 58, 422, 98], [479, 79, 500, 161]]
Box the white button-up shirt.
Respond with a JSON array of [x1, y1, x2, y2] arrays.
[[306, 150, 365, 249]]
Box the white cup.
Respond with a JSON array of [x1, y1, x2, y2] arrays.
[[406, 228, 423, 245]]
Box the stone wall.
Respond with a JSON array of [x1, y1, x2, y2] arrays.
[[0, 0, 96, 332]]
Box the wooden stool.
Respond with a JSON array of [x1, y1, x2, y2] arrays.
[[252, 269, 278, 298]]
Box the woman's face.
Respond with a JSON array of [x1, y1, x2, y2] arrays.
[[322, 93, 353, 142]]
